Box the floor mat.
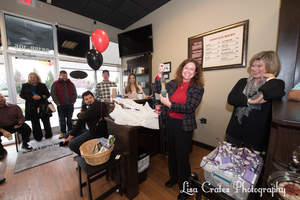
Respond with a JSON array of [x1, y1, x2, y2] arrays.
[[14, 135, 73, 173]]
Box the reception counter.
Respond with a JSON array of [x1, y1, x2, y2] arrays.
[[105, 117, 160, 199], [263, 98, 300, 185]]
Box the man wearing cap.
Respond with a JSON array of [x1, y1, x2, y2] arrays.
[[51, 70, 77, 139]]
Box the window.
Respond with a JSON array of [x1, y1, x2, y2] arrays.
[[59, 60, 96, 116], [59, 61, 122, 115], [1, 13, 123, 133], [0, 15, 3, 50], [5, 14, 54, 53], [1, 54, 12, 145], [57, 27, 90, 58], [11, 56, 57, 127], [96, 66, 122, 92], [0, 55, 8, 100], [0, 26, 2, 49]]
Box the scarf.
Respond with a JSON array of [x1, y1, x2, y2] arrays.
[[235, 76, 266, 124]]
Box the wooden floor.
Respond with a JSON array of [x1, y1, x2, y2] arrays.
[[0, 144, 210, 200]]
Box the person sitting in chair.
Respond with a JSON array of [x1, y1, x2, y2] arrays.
[[0, 93, 32, 159], [64, 91, 108, 155]]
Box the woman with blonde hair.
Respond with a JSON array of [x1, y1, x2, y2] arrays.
[[20, 72, 53, 141], [155, 58, 204, 200], [226, 51, 285, 152]]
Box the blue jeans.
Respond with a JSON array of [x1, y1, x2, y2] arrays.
[[68, 130, 100, 155], [57, 104, 74, 133]]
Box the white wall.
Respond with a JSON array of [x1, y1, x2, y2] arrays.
[[0, 0, 121, 42], [126, 0, 281, 147]]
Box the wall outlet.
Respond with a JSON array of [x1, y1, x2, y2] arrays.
[[200, 118, 207, 124]]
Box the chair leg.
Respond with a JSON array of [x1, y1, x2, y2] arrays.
[[78, 165, 83, 197], [106, 168, 110, 181], [87, 176, 92, 200], [118, 161, 123, 196]]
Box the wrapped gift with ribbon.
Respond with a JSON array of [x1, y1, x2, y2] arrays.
[[200, 140, 263, 200]]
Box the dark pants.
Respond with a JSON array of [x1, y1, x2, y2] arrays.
[[31, 115, 52, 141], [167, 116, 193, 190], [0, 123, 31, 147], [68, 130, 99, 155], [57, 104, 74, 133]]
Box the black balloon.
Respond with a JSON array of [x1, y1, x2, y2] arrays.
[[86, 49, 103, 70]]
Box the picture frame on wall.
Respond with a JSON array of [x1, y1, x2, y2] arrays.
[[163, 62, 171, 73], [188, 20, 249, 71]]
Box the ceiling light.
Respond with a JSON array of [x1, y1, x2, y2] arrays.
[[61, 40, 78, 49]]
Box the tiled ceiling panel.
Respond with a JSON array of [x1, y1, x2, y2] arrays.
[[38, 0, 170, 29]]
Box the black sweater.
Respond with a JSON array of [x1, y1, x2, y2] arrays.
[[20, 83, 50, 120], [70, 100, 108, 137], [226, 78, 285, 151]]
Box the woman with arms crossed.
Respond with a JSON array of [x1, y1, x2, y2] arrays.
[[226, 51, 285, 152]]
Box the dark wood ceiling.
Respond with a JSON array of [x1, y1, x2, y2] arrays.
[[38, 0, 170, 30]]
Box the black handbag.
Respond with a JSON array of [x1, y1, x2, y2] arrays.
[[38, 100, 53, 118]]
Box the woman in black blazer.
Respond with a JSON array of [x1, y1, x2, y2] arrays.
[[155, 58, 204, 200], [20, 72, 53, 141]]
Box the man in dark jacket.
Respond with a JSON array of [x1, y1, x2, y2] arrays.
[[64, 91, 107, 155], [0, 93, 32, 159], [51, 70, 77, 139]]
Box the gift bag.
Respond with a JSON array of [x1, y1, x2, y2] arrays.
[[200, 141, 263, 200]]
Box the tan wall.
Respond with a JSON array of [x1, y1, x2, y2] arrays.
[[0, 0, 121, 42], [126, 0, 281, 147]]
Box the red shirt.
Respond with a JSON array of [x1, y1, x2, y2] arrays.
[[169, 82, 189, 119]]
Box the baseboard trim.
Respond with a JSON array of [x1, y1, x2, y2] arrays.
[[192, 140, 215, 151]]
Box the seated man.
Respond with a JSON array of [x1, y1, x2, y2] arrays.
[[64, 91, 108, 155], [288, 82, 300, 101], [0, 93, 32, 159]]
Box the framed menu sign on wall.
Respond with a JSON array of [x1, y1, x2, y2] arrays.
[[188, 20, 249, 71]]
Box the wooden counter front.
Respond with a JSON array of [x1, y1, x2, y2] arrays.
[[105, 117, 160, 199], [263, 98, 300, 185]]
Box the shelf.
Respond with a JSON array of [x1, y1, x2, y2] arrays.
[[126, 54, 152, 96]]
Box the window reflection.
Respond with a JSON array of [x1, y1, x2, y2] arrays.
[[5, 14, 54, 54], [57, 27, 90, 58]]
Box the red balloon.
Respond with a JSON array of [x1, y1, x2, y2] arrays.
[[91, 29, 110, 53]]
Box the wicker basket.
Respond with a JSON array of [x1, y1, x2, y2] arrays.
[[79, 139, 114, 166]]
